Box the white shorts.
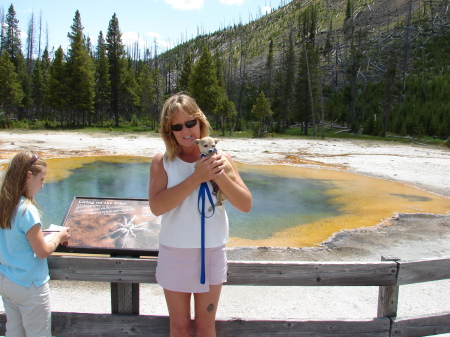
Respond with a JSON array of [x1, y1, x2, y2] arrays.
[[0, 273, 51, 337], [156, 244, 227, 293]]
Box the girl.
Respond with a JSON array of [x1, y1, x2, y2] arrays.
[[0, 150, 70, 337], [149, 92, 252, 337]]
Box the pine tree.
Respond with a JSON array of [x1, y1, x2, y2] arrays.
[[66, 10, 95, 126], [178, 53, 193, 92], [3, 4, 30, 120], [119, 58, 140, 121], [32, 58, 44, 120], [189, 45, 220, 116], [137, 62, 157, 121], [0, 50, 24, 120], [17, 60, 32, 120], [215, 90, 237, 136], [3, 5, 22, 68], [40, 48, 51, 120], [46, 47, 68, 126], [94, 31, 111, 124], [251, 91, 273, 137], [106, 13, 127, 127]]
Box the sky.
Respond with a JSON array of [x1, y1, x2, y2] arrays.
[[5, 0, 291, 56]]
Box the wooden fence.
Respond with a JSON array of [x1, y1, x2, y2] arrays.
[[1, 255, 450, 336]]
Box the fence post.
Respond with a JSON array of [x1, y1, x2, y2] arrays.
[[110, 255, 140, 315], [377, 256, 400, 318], [111, 282, 140, 314]]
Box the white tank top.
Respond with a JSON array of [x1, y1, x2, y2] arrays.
[[160, 156, 229, 248]]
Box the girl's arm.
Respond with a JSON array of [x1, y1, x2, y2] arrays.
[[27, 224, 70, 259], [213, 152, 252, 213], [148, 153, 225, 216]]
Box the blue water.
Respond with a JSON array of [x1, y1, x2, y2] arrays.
[[36, 160, 340, 240]]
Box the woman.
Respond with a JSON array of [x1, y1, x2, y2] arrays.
[[149, 92, 252, 336]]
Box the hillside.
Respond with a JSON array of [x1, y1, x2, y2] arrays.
[[1, 0, 447, 140], [156, 0, 449, 140], [162, 0, 448, 88]]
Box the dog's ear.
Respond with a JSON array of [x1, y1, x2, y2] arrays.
[[213, 138, 220, 144], [193, 139, 201, 145]]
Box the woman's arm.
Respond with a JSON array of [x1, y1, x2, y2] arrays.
[[27, 224, 70, 259], [148, 153, 224, 216], [213, 152, 252, 213]]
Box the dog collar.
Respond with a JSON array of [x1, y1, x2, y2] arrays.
[[200, 148, 217, 158]]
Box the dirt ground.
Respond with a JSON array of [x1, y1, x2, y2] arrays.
[[1, 130, 450, 324]]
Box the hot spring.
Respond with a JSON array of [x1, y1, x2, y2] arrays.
[[35, 156, 449, 248]]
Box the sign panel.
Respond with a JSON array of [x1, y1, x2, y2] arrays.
[[58, 196, 160, 256]]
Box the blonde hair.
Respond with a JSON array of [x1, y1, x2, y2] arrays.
[[159, 92, 211, 160], [0, 150, 46, 229]]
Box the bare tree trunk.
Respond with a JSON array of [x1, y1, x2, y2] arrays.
[[38, 10, 42, 57], [317, 55, 325, 139], [229, 24, 248, 136], [305, 46, 316, 138], [26, 11, 35, 73], [226, 32, 233, 96], [402, 0, 413, 94], [333, 30, 340, 89]]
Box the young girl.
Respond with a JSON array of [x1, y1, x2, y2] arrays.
[[0, 150, 70, 337], [149, 93, 252, 336]]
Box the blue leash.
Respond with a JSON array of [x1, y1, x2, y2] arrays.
[[197, 152, 216, 284], [198, 182, 215, 284]]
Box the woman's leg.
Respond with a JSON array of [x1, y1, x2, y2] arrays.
[[164, 289, 192, 337], [193, 284, 222, 337]]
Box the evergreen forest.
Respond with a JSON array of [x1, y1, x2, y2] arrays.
[[0, 0, 449, 145]]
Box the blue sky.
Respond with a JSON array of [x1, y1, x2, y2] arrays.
[[7, 0, 290, 55]]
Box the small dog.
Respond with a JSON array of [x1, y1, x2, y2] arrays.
[[193, 137, 236, 209]]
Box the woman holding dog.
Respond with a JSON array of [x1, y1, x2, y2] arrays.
[[149, 92, 252, 337]]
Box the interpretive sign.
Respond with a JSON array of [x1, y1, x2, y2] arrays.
[[58, 196, 160, 256]]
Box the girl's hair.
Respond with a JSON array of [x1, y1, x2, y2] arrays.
[[159, 92, 211, 160], [0, 150, 46, 229]]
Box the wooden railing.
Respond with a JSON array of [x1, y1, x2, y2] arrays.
[[1, 255, 450, 336]]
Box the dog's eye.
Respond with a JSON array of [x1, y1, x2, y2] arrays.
[[203, 145, 208, 148]]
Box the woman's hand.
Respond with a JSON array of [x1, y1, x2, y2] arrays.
[[194, 153, 225, 183], [210, 152, 252, 213]]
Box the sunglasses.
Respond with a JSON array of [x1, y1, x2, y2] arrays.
[[171, 119, 198, 132]]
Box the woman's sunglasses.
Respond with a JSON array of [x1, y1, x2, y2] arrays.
[[171, 119, 198, 132]]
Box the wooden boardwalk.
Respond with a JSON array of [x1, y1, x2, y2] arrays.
[[1, 255, 450, 336]]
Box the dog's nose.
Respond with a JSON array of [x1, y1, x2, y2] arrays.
[[208, 149, 213, 153]]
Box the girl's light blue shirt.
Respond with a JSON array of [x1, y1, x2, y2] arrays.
[[0, 197, 49, 287]]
